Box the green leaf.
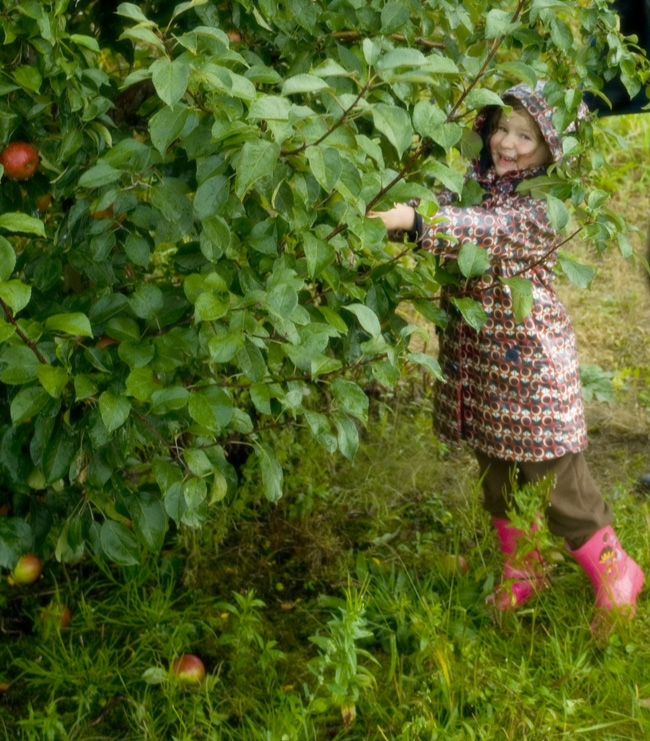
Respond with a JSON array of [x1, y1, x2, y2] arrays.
[[235, 140, 281, 199], [45, 312, 93, 338], [194, 175, 228, 220], [0, 213, 45, 236], [557, 253, 595, 289], [429, 161, 464, 194], [546, 194, 569, 230], [10, 386, 50, 424], [99, 391, 132, 433], [372, 104, 413, 158], [377, 49, 427, 70], [124, 235, 151, 267], [343, 304, 381, 338], [485, 8, 516, 38], [194, 292, 229, 322], [304, 234, 335, 278], [499, 277, 534, 323], [333, 413, 358, 460], [119, 26, 166, 53], [151, 56, 190, 107], [407, 352, 443, 381], [13, 65, 41, 92], [464, 89, 505, 109], [331, 379, 368, 423], [250, 382, 271, 414], [0, 237, 16, 281], [79, 162, 122, 188], [42, 429, 76, 484], [188, 389, 233, 431], [116, 2, 152, 22], [69, 33, 100, 51], [183, 449, 213, 476], [380, 1, 410, 33], [0, 280, 31, 313], [126, 368, 159, 401], [130, 492, 167, 553], [282, 74, 330, 95], [498, 61, 537, 90], [100, 520, 140, 566], [256, 444, 283, 502], [74, 374, 98, 401], [129, 284, 164, 320], [149, 104, 189, 154], [457, 243, 489, 278], [37, 365, 69, 398], [171, 0, 208, 20], [450, 297, 487, 332], [306, 146, 341, 192]]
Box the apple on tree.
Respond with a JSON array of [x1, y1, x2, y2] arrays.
[[0, 141, 39, 180], [9, 553, 42, 585], [171, 654, 205, 684]]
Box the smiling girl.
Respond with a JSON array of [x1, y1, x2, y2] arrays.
[[370, 82, 644, 632]]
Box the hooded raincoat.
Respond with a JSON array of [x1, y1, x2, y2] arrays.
[[415, 83, 587, 462]]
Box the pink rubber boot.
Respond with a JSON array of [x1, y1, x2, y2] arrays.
[[567, 526, 644, 622], [487, 517, 548, 611]]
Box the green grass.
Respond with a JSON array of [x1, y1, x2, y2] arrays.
[[2, 395, 650, 739]]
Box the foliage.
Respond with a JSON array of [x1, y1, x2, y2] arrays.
[[2, 403, 650, 739], [0, 0, 646, 570]]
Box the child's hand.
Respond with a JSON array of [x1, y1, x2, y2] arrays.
[[368, 203, 415, 232]]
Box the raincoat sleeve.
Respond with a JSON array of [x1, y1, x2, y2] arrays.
[[418, 197, 557, 266]]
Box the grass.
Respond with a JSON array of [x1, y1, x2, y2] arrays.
[[2, 116, 650, 739]]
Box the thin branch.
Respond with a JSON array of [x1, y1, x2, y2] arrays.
[[281, 78, 372, 157], [0, 298, 48, 364], [133, 411, 192, 475]]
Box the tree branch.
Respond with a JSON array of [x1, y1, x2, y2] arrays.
[[0, 298, 48, 364], [281, 78, 372, 157]]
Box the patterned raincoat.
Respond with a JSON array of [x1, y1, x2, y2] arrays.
[[413, 83, 587, 462]]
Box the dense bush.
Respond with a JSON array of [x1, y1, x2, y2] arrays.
[[0, 0, 645, 569]]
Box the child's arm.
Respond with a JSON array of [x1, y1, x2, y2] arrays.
[[368, 203, 416, 231]]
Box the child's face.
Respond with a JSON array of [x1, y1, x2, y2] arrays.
[[489, 110, 551, 176]]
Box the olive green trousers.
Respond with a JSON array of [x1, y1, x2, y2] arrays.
[[474, 451, 613, 549]]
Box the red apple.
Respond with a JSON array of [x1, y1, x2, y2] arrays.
[[9, 553, 42, 585], [41, 601, 71, 628], [171, 654, 205, 684], [36, 193, 52, 212], [0, 141, 39, 180], [227, 29, 243, 42]]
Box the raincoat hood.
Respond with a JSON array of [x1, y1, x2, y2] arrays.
[[473, 81, 571, 175]]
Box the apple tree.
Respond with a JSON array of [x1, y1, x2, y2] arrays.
[[0, 0, 644, 568]]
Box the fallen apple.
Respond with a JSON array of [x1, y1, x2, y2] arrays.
[[9, 553, 42, 585], [440, 554, 469, 576], [171, 654, 205, 684], [41, 601, 71, 628]]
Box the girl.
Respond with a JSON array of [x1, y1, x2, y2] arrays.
[[371, 82, 644, 628]]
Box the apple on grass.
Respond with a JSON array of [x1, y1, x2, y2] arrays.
[[440, 554, 469, 576], [9, 553, 42, 585], [40, 602, 71, 629], [171, 654, 205, 684]]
